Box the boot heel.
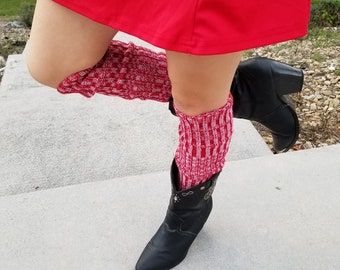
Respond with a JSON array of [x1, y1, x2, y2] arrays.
[[270, 59, 304, 96]]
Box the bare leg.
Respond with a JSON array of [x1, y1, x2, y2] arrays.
[[166, 50, 243, 189], [26, 0, 117, 88], [136, 51, 243, 269], [167, 51, 243, 116], [26, 1, 299, 154]]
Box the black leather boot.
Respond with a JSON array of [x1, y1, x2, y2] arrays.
[[169, 57, 303, 153], [231, 57, 303, 152], [135, 160, 220, 270]]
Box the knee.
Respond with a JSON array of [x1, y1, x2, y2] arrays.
[[172, 92, 209, 116], [26, 52, 61, 88], [167, 52, 242, 116], [172, 88, 230, 117], [26, 43, 79, 88]]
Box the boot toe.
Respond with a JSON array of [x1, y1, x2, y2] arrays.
[[135, 244, 174, 270], [135, 227, 193, 270]]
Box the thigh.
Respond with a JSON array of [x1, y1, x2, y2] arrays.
[[166, 51, 243, 116], [26, 0, 118, 88]]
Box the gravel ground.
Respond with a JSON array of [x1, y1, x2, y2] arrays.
[[244, 28, 339, 151], [1, 21, 339, 152]]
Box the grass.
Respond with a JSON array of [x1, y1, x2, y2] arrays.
[[307, 27, 340, 45], [312, 53, 326, 62], [0, 0, 36, 16]]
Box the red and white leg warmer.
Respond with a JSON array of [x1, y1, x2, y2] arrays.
[[175, 95, 234, 190], [58, 40, 233, 190], [58, 40, 171, 102]]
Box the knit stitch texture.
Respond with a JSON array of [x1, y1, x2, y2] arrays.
[[57, 40, 172, 102], [175, 95, 234, 190]]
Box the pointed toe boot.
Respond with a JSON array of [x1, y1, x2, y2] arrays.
[[135, 161, 220, 270]]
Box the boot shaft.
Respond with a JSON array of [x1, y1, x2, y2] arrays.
[[169, 160, 219, 211]]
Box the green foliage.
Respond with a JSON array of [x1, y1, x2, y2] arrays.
[[306, 27, 340, 47], [310, 0, 340, 27], [0, 0, 36, 16], [20, 2, 35, 26], [312, 53, 326, 62]]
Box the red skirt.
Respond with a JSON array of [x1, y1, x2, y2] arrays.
[[52, 0, 311, 55]]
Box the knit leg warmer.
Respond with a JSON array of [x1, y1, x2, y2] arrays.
[[57, 40, 171, 102], [58, 40, 233, 191], [175, 95, 234, 190]]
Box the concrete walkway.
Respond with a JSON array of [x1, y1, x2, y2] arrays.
[[0, 35, 271, 197], [0, 145, 339, 270], [0, 33, 339, 269]]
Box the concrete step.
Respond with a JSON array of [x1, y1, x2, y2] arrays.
[[0, 35, 272, 197], [0, 144, 339, 270], [0, 80, 270, 197], [0, 32, 163, 97]]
